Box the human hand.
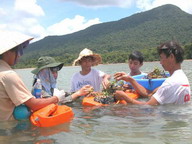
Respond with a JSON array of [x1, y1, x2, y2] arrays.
[[102, 79, 110, 89], [114, 72, 131, 82], [76, 85, 93, 96], [102, 74, 111, 89], [115, 90, 133, 103]]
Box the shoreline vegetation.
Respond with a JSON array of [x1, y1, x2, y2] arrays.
[[14, 42, 192, 69], [14, 59, 192, 70]]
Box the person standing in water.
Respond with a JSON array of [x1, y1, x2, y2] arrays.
[[31, 56, 93, 103], [0, 31, 92, 121], [71, 48, 111, 93], [114, 41, 191, 105]]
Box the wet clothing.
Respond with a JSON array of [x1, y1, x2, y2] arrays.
[[70, 68, 105, 92], [0, 60, 33, 121], [153, 69, 191, 104]]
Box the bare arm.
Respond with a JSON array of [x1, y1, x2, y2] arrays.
[[115, 90, 159, 105], [147, 87, 159, 97], [132, 96, 159, 105], [71, 85, 93, 100], [114, 72, 148, 97], [24, 96, 58, 112], [25, 85, 93, 111]]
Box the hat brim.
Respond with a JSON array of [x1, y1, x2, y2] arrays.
[[31, 62, 64, 75], [72, 54, 102, 66], [0, 31, 33, 55]]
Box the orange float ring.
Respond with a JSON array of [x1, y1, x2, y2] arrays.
[[30, 104, 74, 127], [82, 91, 139, 106]]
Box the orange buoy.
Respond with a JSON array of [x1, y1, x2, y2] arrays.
[[30, 104, 74, 127]]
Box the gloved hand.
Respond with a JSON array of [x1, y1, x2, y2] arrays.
[[53, 88, 66, 102], [54, 88, 72, 103]]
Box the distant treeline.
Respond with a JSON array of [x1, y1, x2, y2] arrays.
[[14, 42, 192, 69]]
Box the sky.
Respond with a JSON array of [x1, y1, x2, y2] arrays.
[[0, 0, 192, 41]]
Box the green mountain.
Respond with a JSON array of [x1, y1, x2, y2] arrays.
[[18, 4, 192, 68]]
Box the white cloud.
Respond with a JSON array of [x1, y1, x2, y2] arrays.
[[47, 15, 101, 36], [14, 0, 44, 17], [1, 17, 46, 41], [0, 0, 46, 41], [59, 0, 134, 8], [0, 8, 7, 16], [136, 0, 192, 14], [0, 0, 102, 41], [1, 0, 192, 43]]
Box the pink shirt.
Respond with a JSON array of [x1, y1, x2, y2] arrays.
[[0, 60, 33, 121]]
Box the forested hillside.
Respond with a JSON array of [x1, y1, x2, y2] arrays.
[[16, 4, 192, 68]]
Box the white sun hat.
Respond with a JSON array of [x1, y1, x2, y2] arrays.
[[72, 48, 102, 66], [0, 31, 33, 55]]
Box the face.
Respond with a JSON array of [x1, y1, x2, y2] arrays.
[[8, 46, 24, 65], [79, 57, 94, 70], [2, 50, 17, 66], [51, 71, 58, 79], [128, 59, 143, 72], [159, 53, 172, 71], [50, 67, 60, 79]]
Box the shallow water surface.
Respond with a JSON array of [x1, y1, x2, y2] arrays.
[[1, 61, 192, 144]]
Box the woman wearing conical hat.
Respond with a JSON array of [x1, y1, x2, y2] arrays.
[[0, 31, 91, 121], [71, 48, 111, 93]]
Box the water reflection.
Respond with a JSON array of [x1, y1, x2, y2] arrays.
[[1, 102, 192, 144]]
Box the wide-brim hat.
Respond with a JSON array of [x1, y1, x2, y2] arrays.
[[72, 48, 102, 66], [0, 31, 33, 55], [31, 56, 64, 75]]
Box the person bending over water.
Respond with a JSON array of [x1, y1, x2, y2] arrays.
[[0, 31, 92, 121], [114, 41, 191, 105]]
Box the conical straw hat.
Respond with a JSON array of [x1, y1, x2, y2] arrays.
[[0, 31, 33, 55]]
